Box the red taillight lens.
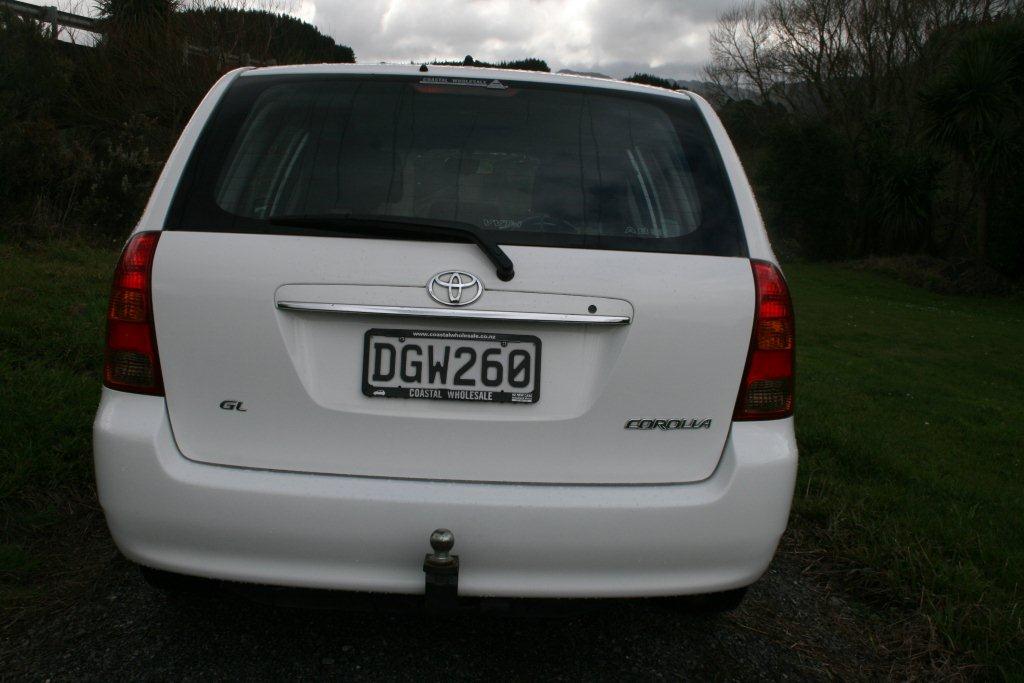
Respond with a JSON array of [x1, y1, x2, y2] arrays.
[[103, 232, 163, 395], [734, 260, 794, 420]]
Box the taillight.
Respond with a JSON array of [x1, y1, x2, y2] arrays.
[[734, 260, 794, 420], [103, 231, 163, 395]]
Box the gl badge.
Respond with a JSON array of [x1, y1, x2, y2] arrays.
[[428, 270, 483, 307]]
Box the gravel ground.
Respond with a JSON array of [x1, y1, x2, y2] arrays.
[[1, 528, 957, 681]]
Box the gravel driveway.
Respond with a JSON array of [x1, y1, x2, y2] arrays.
[[1, 530, 954, 680]]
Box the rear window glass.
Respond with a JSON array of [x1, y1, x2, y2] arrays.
[[167, 74, 746, 257]]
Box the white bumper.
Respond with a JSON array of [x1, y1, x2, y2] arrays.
[[94, 389, 798, 598]]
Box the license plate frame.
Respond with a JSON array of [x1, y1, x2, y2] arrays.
[[362, 328, 541, 404]]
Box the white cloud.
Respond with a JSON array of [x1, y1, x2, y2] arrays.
[[291, 0, 317, 24], [301, 0, 724, 79]]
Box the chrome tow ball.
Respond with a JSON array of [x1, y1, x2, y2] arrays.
[[423, 528, 459, 610]]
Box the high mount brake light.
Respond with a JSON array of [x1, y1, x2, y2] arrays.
[[103, 231, 164, 395], [734, 260, 794, 420]]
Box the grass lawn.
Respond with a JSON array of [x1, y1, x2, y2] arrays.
[[0, 240, 115, 609], [788, 263, 1024, 675], [0, 241, 1021, 674]]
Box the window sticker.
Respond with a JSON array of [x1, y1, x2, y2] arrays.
[[419, 77, 508, 90], [482, 218, 525, 229]]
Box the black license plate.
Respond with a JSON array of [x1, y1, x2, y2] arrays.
[[362, 329, 540, 403]]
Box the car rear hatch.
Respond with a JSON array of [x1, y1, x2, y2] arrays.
[[152, 70, 755, 485]]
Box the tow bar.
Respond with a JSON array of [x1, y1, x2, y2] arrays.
[[423, 528, 459, 611]]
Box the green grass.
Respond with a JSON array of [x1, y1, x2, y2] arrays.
[[789, 263, 1024, 676], [0, 240, 116, 605], [0, 242, 1021, 673]]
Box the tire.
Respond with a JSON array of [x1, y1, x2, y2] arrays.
[[663, 587, 748, 615]]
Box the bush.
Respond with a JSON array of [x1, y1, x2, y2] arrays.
[[757, 122, 854, 260], [858, 125, 939, 256], [0, 12, 77, 234], [921, 18, 1024, 276], [0, 3, 357, 241], [851, 255, 1012, 296]]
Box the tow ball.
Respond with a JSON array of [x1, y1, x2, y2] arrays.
[[423, 528, 459, 610]]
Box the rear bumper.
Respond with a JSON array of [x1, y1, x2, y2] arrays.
[[94, 389, 798, 598]]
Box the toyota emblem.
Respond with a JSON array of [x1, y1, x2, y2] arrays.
[[427, 270, 483, 306]]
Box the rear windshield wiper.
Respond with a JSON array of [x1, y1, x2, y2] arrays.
[[268, 213, 515, 282]]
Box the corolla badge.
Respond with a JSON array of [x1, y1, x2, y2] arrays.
[[428, 270, 483, 306], [624, 418, 713, 430]]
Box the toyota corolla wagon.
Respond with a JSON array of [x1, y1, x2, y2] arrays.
[[94, 64, 797, 609]]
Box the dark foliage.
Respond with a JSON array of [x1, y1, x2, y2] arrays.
[[623, 73, 677, 90], [707, 0, 1024, 280], [920, 19, 1024, 264], [431, 55, 550, 72], [757, 120, 853, 260], [179, 8, 355, 64], [0, 4, 354, 239], [0, 10, 84, 233]]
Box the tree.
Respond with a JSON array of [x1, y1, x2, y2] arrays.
[[432, 56, 550, 72], [97, 0, 179, 45], [498, 58, 549, 72], [623, 73, 677, 89], [703, 0, 1022, 269], [921, 20, 1024, 262]]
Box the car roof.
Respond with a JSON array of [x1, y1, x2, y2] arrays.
[[240, 63, 693, 101]]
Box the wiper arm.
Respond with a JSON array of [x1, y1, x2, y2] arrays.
[[268, 213, 515, 282]]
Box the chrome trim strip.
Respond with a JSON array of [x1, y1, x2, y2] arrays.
[[276, 301, 631, 325]]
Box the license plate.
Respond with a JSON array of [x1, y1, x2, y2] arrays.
[[362, 329, 541, 403]]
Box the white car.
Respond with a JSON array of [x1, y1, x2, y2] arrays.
[[94, 64, 797, 609]]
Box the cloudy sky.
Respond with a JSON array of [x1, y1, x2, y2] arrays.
[[292, 0, 724, 79]]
